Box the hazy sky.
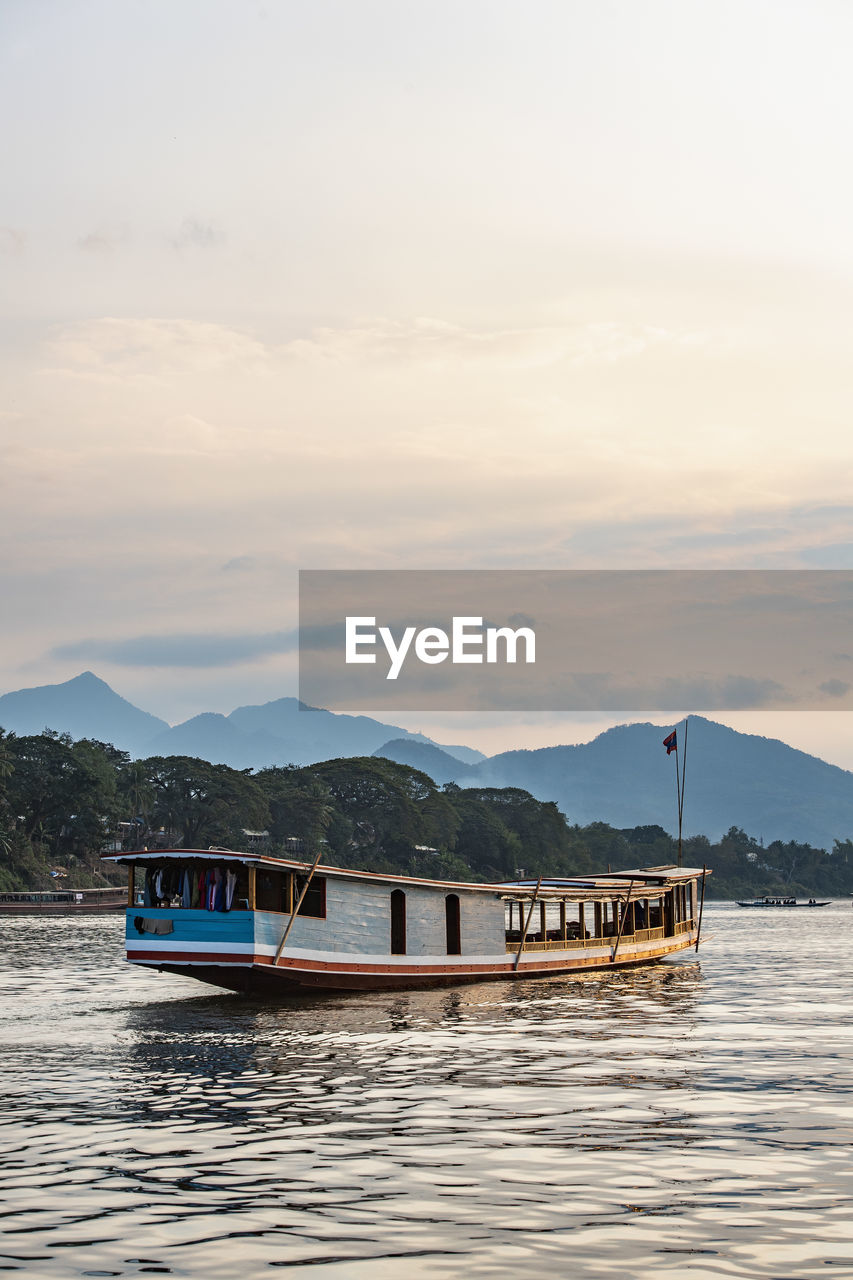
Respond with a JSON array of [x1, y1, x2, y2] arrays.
[[3, 0, 853, 764]]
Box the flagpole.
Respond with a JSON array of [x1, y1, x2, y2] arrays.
[[666, 732, 676, 860], [673, 734, 682, 849], [677, 715, 689, 868]]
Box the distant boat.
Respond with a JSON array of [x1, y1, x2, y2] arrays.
[[736, 896, 830, 908], [0, 887, 127, 913], [102, 847, 710, 995]]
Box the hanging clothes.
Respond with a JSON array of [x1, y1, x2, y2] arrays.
[[213, 866, 226, 912], [225, 869, 237, 911]]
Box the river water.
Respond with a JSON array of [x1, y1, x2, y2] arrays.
[[1, 903, 852, 1279]]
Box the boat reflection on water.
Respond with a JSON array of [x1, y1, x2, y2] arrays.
[[120, 960, 705, 1137]]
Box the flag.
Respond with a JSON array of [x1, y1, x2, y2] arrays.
[[663, 730, 677, 755]]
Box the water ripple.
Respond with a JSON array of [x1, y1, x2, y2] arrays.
[[1, 906, 853, 1276]]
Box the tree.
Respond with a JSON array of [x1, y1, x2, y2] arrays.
[[140, 756, 269, 849], [256, 767, 334, 853], [7, 731, 85, 846], [309, 758, 439, 860]]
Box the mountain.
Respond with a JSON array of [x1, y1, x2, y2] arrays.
[[142, 711, 289, 769], [403, 717, 853, 850], [0, 671, 168, 756], [374, 738, 476, 785], [0, 674, 480, 770], [4, 675, 853, 849], [151, 698, 447, 768], [407, 738, 485, 766]]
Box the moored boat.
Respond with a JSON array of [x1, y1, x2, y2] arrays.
[[103, 848, 710, 994], [0, 886, 127, 914], [736, 896, 830, 908]]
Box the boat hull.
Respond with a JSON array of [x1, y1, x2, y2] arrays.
[[735, 900, 830, 908], [128, 929, 700, 995], [0, 895, 127, 914]]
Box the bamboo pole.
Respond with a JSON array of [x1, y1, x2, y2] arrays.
[[513, 875, 543, 971], [273, 849, 323, 966], [610, 879, 636, 963], [695, 865, 707, 952]]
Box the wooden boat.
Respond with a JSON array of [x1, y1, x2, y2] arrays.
[[0, 886, 127, 914], [102, 848, 709, 994], [736, 896, 830, 908]]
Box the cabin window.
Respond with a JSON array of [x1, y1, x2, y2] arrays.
[[256, 869, 288, 913], [390, 889, 407, 955], [296, 874, 326, 919], [140, 860, 249, 910], [445, 893, 461, 955]]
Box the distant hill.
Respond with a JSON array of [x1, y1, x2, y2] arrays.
[[0, 671, 168, 756], [0, 673, 483, 770], [399, 717, 853, 850], [4, 675, 853, 849], [375, 738, 476, 785], [149, 698, 484, 768], [411, 739, 484, 766]]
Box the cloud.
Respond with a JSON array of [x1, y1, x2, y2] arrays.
[[280, 316, 704, 370], [44, 317, 270, 379], [50, 630, 299, 669], [170, 218, 224, 250], [221, 556, 258, 573], [818, 679, 850, 698], [42, 314, 702, 390], [0, 227, 25, 255], [77, 228, 128, 253]]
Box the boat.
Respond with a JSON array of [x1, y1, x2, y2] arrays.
[[735, 896, 830, 908], [0, 886, 128, 913], [101, 848, 710, 994]]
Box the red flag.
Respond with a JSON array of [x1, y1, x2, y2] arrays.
[[663, 730, 677, 755]]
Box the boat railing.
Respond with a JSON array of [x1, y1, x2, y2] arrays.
[[506, 920, 694, 952]]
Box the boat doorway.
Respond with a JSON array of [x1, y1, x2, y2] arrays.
[[390, 889, 407, 955], [445, 893, 461, 955]]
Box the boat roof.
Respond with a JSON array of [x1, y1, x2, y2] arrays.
[[103, 849, 708, 897], [498, 866, 708, 901]]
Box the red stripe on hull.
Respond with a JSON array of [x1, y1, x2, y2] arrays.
[[128, 949, 255, 964], [134, 935, 697, 994]]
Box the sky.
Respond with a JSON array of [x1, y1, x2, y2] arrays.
[[2, 0, 853, 765]]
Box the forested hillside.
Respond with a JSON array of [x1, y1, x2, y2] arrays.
[[1, 728, 852, 899]]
